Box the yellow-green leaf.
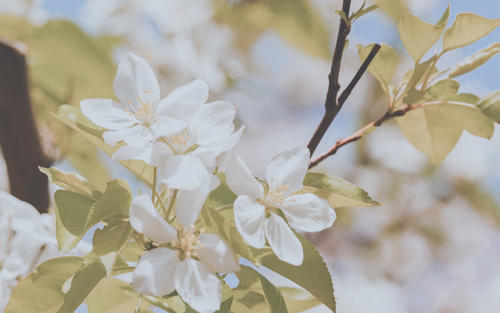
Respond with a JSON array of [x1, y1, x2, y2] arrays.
[[92, 218, 132, 256], [424, 79, 460, 99], [5, 257, 83, 313], [396, 103, 494, 163], [303, 173, 379, 208], [57, 256, 107, 313], [398, 7, 448, 61], [441, 103, 494, 138], [279, 287, 322, 313], [86, 279, 140, 313], [40, 166, 101, 198], [54, 190, 96, 252], [396, 105, 463, 163], [443, 13, 500, 51], [449, 42, 500, 77], [477, 90, 500, 123], [261, 233, 336, 312], [249, 267, 289, 313]]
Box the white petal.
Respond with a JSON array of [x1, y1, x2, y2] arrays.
[[192, 101, 235, 145], [193, 126, 244, 168], [150, 117, 187, 138], [103, 124, 152, 147], [149, 141, 173, 167], [133, 248, 178, 296], [80, 98, 136, 130], [129, 195, 177, 243], [113, 53, 160, 110], [282, 193, 336, 232], [174, 177, 215, 227], [265, 147, 310, 195], [0, 191, 39, 221], [222, 151, 263, 199], [174, 259, 222, 313], [158, 155, 210, 190], [112, 143, 153, 164], [199, 233, 240, 273], [156, 79, 209, 119], [265, 213, 303, 266], [234, 195, 266, 248]]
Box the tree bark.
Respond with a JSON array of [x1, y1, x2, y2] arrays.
[[0, 40, 50, 213]]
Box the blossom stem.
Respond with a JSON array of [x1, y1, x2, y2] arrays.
[[166, 189, 178, 223], [151, 167, 157, 203]]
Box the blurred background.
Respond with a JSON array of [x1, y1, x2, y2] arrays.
[[0, 0, 499, 312]]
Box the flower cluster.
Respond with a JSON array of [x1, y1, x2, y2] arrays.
[[81, 54, 336, 312]]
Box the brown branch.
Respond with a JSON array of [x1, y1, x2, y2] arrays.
[[0, 40, 51, 213], [307, 0, 352, 157], [307, 1, 381, 157], [309, 103, 421, 168]]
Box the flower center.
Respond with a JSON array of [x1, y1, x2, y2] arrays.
[[262, 183, 289, 208], [163, 126, 198, 154], [172, 225, 205, 261], [130, 92, 158, 126]]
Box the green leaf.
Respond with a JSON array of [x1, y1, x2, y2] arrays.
[[53, 105, 155, 187], [398, 7, 448, 61], [406, 56, 437, 92], [261, 233, 336, 312], [449, 42, 500, 77], [54, 190, 96, 252], [443, 13, 500, 51], [233, 290, 268, 312], [279, 287, 321, 313], [441, 103, 494, 139], [444, 93, 480, 104], [57, 255, 107, 313], [93, 218, 132, 256], [206, 173, 237, 209], [303, 172, 379, 208], [477, 90, 500, 123], [358, 43, 398, 93], [249, 267, 289, 313], [397, 105, 462, 163], [54, 179, 132, 252], [424, 79, 460, 99], [5, 257, 83, 313], [396, 103, 494, 163], [87, 179, 131, 226], [86, 279, 140, 313], [40, 166, 101, 198]]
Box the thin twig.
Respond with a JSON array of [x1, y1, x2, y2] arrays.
[[307, 0, 352, 157], [338, 44, 381, 105], [309, 101, 442, 168]]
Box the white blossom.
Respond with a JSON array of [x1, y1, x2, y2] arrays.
[[81, 53, 242, 190], [129, 182, 240, 313], [223, 147, 336, 265], [0, 192, 62, 311]]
